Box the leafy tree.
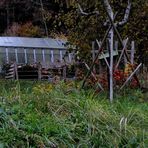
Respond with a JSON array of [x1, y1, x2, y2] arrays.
[[53, 0, 147, 62]]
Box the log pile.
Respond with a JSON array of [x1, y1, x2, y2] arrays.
[[5, 63, 17, 80], [4, 63, 76, 81]]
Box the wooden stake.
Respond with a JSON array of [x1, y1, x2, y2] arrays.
[[14, 62, 18, 80], [131, 41, 135, 64], [120, 63, 142, 90], [115, 38, 129, 70], [84, 63, 104, 91], [81, 25, 112, 88], [38, 63, 42, 80], [92, 41, 96, 72]]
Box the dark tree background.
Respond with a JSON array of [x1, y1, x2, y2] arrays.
[[0, 0, 147, 62]]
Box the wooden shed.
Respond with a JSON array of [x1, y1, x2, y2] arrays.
[[0, 37, 75, 79], [0, 37, 74, 66]]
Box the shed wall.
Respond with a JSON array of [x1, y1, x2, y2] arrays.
[[0, 47, 73, 68]]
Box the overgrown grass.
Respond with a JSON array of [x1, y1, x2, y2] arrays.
[[0, 80, 147, 147]]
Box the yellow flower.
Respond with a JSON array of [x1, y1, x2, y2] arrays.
[[33, 83, 53, 94]]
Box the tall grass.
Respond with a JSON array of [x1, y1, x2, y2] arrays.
[[0, 80, 147, 147]]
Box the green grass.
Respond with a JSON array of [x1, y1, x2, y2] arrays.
[[0, 80, 147, 147]]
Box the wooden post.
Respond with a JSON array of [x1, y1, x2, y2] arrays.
[[108, 12, 114, 103], [15, 48, 18, 63], [131, 41, 135, 64], [5, 48, 9, 63], [60, 50, 63, 62], [51, 50, 54, 63], [42, 49, 45, 63], [33, 49, 37, 63], [92, 41, 95, 62], [63, 65, 67, 81], [96, 40, 102, 74], [103, 0, 115, 102], [38, 63, 42, 80], [114, 41, 118, 63], [92, 41, 96, 72], [14, 62, 18, 80], [24, 49, 27, 64], [68, 53, 72, 63]]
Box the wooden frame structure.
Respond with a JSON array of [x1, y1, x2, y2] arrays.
[[0, 37, 74, 69], [0, 37, 76, 80], [78, 0, 141, 102]]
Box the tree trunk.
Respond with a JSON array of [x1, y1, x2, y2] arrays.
[[103, 0, 114, 102]]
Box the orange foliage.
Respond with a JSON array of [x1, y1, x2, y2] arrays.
[[5, 22, 42, 37]]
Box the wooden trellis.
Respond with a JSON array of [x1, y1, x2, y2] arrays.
[[78, 0, 142, 102]]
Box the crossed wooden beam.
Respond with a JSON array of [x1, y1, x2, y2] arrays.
[[78, 2, 141, 91]]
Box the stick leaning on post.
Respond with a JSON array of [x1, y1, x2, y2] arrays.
[[81, 13, 117, 89]]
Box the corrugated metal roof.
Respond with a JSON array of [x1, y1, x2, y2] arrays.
[[0, 37, 67, 49]]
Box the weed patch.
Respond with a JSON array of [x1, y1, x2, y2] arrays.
[[0, 80, 147, 147]]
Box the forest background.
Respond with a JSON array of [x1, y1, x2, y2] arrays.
[[0, 0, 147, 63]]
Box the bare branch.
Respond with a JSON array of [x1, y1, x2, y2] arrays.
[[104, 18, 110, 26], [117, 0, 131, 26], [103, 0, 113, 18], [40, 0, 48, 37], [78, 4, 99, 16]]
